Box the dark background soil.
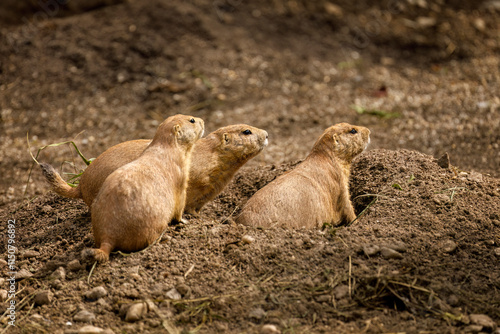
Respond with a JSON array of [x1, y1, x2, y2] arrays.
[[0, 0, 499, 333]]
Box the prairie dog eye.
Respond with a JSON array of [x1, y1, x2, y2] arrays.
[[349, 128, 357, 134], [190, 118, 195, 123], [243, 129, 252, 135]]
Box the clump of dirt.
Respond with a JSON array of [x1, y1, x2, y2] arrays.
[[1, 149, 498, 333]]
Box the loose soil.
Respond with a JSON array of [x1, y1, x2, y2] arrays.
[[0, 0, 499, 333]]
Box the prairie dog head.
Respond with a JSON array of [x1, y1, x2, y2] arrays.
[[313, 123, 370, 162], [215, 124, 269, 162], [151, 114, 204, 149]]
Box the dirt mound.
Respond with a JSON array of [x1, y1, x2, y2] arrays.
[[1, 149, 498, 333]]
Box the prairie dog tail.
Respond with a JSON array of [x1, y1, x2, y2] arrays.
[[39, 163, 82, 199]]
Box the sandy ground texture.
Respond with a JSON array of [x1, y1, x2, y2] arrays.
[[0, 0, 499, 333]]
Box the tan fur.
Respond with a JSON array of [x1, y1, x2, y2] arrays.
[[185, 125, 268, 213], [236, 123, 370, 229], [89, 114, 204, 262], [40, 125, 268, 213]]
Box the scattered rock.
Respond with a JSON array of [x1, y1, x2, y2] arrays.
[[74, 310, 96, 323], [473, 18, 486, 31], [34, 290, 53, 306], [249, 307, 266, 321], [41, 205, 53, 213], [433, 194, 450, 205], [334, 285, 349, 300], [315, 294, 330, 303], [384, 242, 408, 253], [324, 2, 343, 17], [0, 259, 7, 266], [50, 279, 64, 290], [241, 235, 255, 244], [67, 259, 82, 272], [176, 283, 191, 296], [416, 16, 437, 28], [363, 244, 380, 256], [0, 289, 8, 302], [469, 314, 497, 331], [51, 267, 66, 280], [118, 304, 131, 318], [145, 299, 158, 313], [16, 269, 33, 280], [21, 250, 40, 259], [494, 248, 500, 257], [125, 302, 147, 322], [465, 324, 484, 333], [436, 152, 450, 169], [261, 324, 280, 334], [468, 172, 483, 183], [165, 288, 182, 300], [380, 247, 403, 259], [76, 325, 113, 334], [441, 240, 458, 253], [84, 286, 108, 301]]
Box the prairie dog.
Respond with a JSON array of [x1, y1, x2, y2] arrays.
[[236, 123, 370, 229], [89, 114, 204, 262]]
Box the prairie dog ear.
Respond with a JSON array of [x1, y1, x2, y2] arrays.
[[332, 133, 339, 145], [174, 124, 181, 136], [223, 133, 230, 144]]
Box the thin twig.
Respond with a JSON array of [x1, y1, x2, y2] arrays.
[[87, 261, 97, 285]]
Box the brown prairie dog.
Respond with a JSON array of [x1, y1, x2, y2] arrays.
[[236, 123, 370, 229], [89, 114, 204, 262], [40, 124, 268, 213]]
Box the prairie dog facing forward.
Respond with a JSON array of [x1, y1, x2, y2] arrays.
[[40, 125, 268, 213], [236, 123, 370, 229], [89, 114, 204, 262]]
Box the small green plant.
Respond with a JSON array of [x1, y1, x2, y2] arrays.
[[25, 132, 94, 197], [392, 183, 403, 190]]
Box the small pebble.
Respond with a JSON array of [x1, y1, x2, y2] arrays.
[[67, 259, 82, 272], [380, 247, 403, 259], [165, 288, 181, 300], [249, 307, 266, 320], [77, 325, 112, 334], [363, 244, 380, 256], [494, 248, 500, 257], [442, 240, 458, 253], [51, 267, 66, 280], [384, 242, 408, 253], [84, 286, 108, 301], [261, 324, 280, 334], [16, 269, 33, 280], [242, 235, 255, 244], [22, 250, 40, 259], [34, 290, 53, 306], [334, 285, 349, 299], [176, 284, 191, 296], [469, 314, 497, 331], [74, 310, 96, 323], [0, 289, 8, 302], [436, 152, 450, 169], [125, 302, 147, 322], [315, 294, 330, 303], [465, 324, 484, 333]]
